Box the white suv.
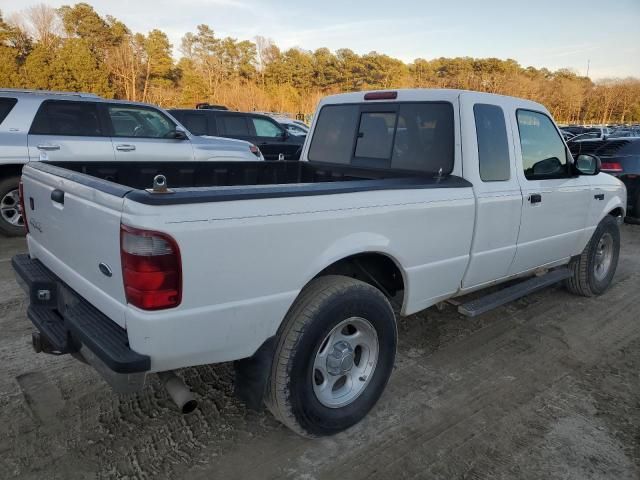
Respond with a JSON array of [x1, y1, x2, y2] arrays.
[[0, 89, 263, 236]]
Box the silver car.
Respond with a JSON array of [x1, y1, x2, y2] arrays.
[[0, 89, 263, 236]]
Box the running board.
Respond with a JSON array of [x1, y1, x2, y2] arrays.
[[457, 268, 572, 317]]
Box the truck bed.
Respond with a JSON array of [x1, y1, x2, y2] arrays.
[[32, 161, 470, 205]]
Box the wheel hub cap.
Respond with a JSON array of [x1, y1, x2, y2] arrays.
[[312, 317, 379, 408], [326, 341, 355, 376], [0, 188, 24, 227], [594, 232, 613, 282]]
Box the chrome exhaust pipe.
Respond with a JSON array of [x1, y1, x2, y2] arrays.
[[158, 371, 198, 414]]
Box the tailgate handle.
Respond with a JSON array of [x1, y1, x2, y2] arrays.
[[51, 189, 64, 205], [37, 144, 60, 151]]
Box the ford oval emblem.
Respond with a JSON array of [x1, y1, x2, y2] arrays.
[[98, 262, 113, 277]]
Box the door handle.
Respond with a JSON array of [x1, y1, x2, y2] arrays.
[[529, 193, 542, 204], [594, 193, 605, 200], [116, 144, 136, 152], [51, 189, 64, 205], [37, 144, 60, 151]]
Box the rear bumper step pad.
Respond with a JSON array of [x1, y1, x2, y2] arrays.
[[13, 254, 150, 374]]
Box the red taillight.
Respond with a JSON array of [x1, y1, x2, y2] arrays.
[[120, 225, 182, 310], [19, 180, 29, 234], [601, 161, 623, 173], [364, 91, 398, 100]]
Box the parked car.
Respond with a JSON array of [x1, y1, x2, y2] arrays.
[[569, 137, 640, 218], [0, 89, 263, 237], [168, 109, 305, 160], [273, 117, 309, 137], [13, 89, 625, 437]]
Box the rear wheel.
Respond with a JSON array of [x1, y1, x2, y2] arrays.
[[0, 176, 25, 237], [566, 215, 620, 297], [265, 275, 397, 437]]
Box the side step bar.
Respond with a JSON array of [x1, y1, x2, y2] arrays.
[[458, 268, 572, 317]]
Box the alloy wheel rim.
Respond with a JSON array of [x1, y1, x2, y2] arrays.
[[312, 317, 379, 408], [594, 232, 614, 282], [0, 188, 23, 227]]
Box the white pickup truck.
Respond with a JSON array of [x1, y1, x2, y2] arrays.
[[13, 89, 626, 437]]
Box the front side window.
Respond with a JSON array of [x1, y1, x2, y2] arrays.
[[517, 110, 568, 180], [0, 98, 18, 125], [252, 117, 283, 137], [218, 115, 250, 136], [30, 100, 102, 136], [108, 105, 175, 138], [474, 104, 510, 181]]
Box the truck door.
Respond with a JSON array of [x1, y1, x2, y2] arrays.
[[27, 100, 115, 163], [461, 99, 523, 288], [508, 109, 591, 274], [104, 103, 194, 163]]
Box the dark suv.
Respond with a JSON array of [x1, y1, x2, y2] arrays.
[[169, 109, 305, 160]]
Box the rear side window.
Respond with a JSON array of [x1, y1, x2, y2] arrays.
[[308, 102, 454, 175], [0, 98, 18, 125], [474, 104, 510, 181], [218, 115, 251, 136], [182, 113, 208, 136], [30, 100, 103, 136]]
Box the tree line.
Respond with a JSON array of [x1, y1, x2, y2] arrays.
[[1, 3, 639, 123]]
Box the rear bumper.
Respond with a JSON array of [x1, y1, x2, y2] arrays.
[[12, 253, 150, 392]]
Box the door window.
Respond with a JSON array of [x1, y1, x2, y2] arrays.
[[0, 98, 17, 125], [517, 110, 568, 180], [108, 105, 176, 138], [182, 113, 208, 136], [474, 104, 510, 181], [30, 100, 103, 136], [218, 115, 251, 136], [252, 117, 284, 137]]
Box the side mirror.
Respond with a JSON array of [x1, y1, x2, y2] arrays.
[[280, 130, 289, 140], [169, 129, 188, 140], [575, 153, 601, 175]]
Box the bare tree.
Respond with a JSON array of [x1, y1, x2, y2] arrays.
[[22, 4, 61, 48]]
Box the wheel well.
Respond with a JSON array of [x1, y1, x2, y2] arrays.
[[0, 164, 25, 180], [608, 207, 624, 218], [313, 252, 405, 300]]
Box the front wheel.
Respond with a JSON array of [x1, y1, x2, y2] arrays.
[[265, 275, 397, 437], [566, 215, 620, 297], [0, 176, 25, 237]]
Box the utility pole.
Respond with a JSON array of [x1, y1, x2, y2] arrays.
[[586, 59, 590, 78]]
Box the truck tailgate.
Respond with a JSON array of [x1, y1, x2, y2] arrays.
[[21, 165, 128, 327]]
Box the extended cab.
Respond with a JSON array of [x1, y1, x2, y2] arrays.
[[0, 89, 263, 237], [13, 89, 626, 437]]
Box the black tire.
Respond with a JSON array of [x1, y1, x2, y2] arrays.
[[265, 275, 397, 437], [566, 215, 620, 297], [0, 176, 25, 237]]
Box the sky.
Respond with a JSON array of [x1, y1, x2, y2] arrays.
[[2, 0, 639, 80]]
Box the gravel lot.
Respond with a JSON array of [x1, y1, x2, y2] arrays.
[[1, 225, 639, 480]]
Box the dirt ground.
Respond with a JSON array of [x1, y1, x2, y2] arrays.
[[0, 225, 639, 480]]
